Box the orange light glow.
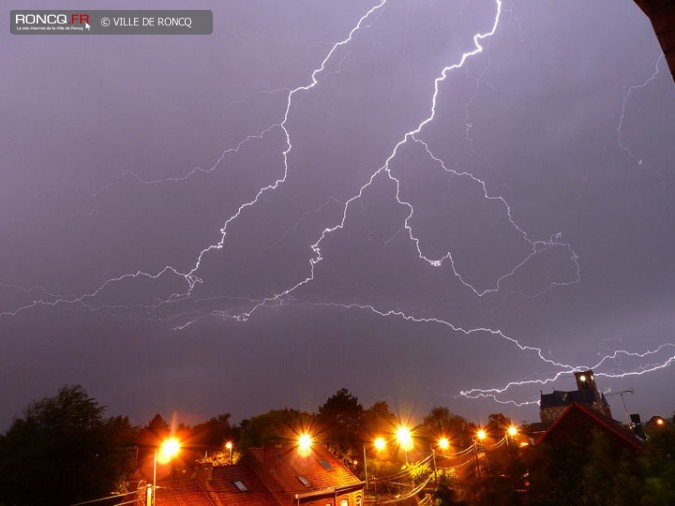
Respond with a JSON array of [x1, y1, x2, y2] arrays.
[[507, 425, 518, 437], [374, 437, 386, 450], [298, 433, 313, 453], [157, 437, 180, 464], [438, 437, 450, 450], [476, 429, 487, 441], [396, 426, 413, 450]]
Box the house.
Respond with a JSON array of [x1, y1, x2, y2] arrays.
[[537, 402, 645, 451], [246, 444, 364, 506], [155, 443, 364, 506], [539, 370, 612, 424], [526, 402, 646, 504]]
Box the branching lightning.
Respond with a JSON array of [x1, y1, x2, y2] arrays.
[[2, 0, 674, 411], [124, 124, 282, 185], [617, 53, 664, 165]]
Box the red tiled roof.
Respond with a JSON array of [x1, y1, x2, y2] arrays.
[[207, 463, 282, 506], [154, 445, 363, 505], [155, 475, 213, 506], [248, 445, 363, 499]]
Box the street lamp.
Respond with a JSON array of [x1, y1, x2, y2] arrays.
[[298, 432, 313, 456], [374, 436, 386, 451], [472, 428, 487, 479], [150, 437, 181, 506], [364, 436, 387, 491], [396, 426, 413, 463], [225, 441, 233, 464], [431, 437, 449, 483], [506, 425, 518, 446]]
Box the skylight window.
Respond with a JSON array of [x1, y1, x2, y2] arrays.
[[297, 475, 312, 487], [319, 459, 333, 470], [232, 480, 248, 492]]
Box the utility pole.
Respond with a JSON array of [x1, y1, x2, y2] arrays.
[[605, 388, 635, 426]]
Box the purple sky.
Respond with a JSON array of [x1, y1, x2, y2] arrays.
[[1, 0, 674, 430]]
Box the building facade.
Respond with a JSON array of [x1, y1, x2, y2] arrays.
[[539, 370, 612, 424]]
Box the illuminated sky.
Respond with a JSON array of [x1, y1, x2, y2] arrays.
[[1, 0, 674, 429]]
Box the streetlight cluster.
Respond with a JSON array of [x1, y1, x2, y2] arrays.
[[293, 423, 521, 460], [144, 425, 522, 504]]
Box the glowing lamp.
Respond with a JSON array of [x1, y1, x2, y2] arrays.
[[157, 437, 180, 464], [374, 437, 386, 450], [298, 433, 313, 452], [396, 426, 413, 450]]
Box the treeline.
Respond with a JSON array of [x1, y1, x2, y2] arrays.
[[0, 385, 485, 505], [0, 385, 239, 506], [0, 385, 673, 506]]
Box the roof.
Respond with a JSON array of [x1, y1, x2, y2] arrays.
[[522, 421, 552, 436], [540, 389, 595, 408], [207, 462, 282, 506], [155, 475, 213, 506], [154, 445, 363, 505], [633, 0, 675, 82], [248, 445, 363, 500], [537, 402, 645, 450], [540, 388, 610, 409]]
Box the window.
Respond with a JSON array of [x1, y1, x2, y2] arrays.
[[340, 500, 348, 506], [319, 459, 333, 470], [356, 496, 362, 506], [297, 475, 312, 487], [232, 480, 248, 492]]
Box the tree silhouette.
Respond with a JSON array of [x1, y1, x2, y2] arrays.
[[318, 388, 363, 456], [0, 385, 131, 506]]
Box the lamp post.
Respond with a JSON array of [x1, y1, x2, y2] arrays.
[[225, 441, 233, 464], [432, 437, 449, 483], [395, 426, 412, 463], [474, 429, 486, 479], [506, 425, 518, 447], [364, 436, 387, 491], [149, 438, 180, 506]]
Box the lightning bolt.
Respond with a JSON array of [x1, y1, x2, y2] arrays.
[[123, 124, 282, 185], [616, 53, 664, 165], [3, 0, 673, 412], [460, 343, 675, 405]]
